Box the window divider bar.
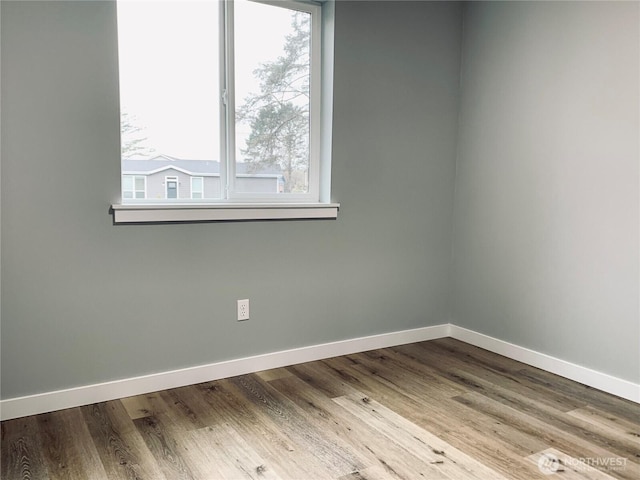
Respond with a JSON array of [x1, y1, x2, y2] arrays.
[[223, 0, 236, 201]]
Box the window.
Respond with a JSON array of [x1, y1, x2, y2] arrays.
[[122, 175, 146, 199], [191, 177, 204, 199], [231, 0, 318, 199], [115, 0, 337, 224]]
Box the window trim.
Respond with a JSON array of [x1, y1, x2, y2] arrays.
[[111, 202, 339, 223]]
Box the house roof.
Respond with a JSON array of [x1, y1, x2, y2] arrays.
[[122, 156, 283, 176]]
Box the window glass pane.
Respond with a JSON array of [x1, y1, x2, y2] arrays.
[[122, 175, 133, 191], [118, 0, 220, 201], [234, 0, 311, 195], [192, 177, 203, 199], [134, 176, 145, 191]]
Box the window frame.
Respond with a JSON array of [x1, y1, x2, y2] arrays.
[[223, 0, 322, 204], [112, 0, 338, 223]]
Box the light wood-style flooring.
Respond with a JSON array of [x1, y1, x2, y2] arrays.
[[2, 338, 639, 479]]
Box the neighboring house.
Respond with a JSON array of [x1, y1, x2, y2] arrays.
[[122, 155, 284, 200]]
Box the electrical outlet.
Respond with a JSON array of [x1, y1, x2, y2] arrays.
[[237, 299, 250, 321]]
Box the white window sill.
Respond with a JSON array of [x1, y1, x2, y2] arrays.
[[111, 202, 340, 224]]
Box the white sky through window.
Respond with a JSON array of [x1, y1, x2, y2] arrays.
[[117, 0, 292, 161]]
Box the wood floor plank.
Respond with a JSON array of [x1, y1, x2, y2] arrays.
[[81, 401, 167, 480], [454, 392, 640, 480], [36, 408, 109, 480], [427, 339, 639, 424], [269, 373, 454, 479], [337, 465, 406, 480], [349, 350, 470, 406], [333, 392, 510, 480], [120, 391, 167, 420], [396, 341, 587, 413], [420, 362, 640, 464], [130, 405, 233, 480], [161, 383, 225, 429], [187, 423, 285, 480], [226, 373, 364, 478], [426, 338, 589, 410], [1, 415, 50, 480], [262, 375, 371, 471], [410, 340, 640, 440], [359, 347, 467, 398], [133, 414, 197, 479], [514, 366, 640, 426], [287, 361, 363, 399], [321, 353, 552, 479], [193, 378, 341, 479], [256, 367, 294, 382], [567, 406, 640, 443]]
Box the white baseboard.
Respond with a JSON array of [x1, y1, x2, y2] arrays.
[[2, 323, 638, 421], [0, 324, 449, 421], [449, 325, 640, 404]]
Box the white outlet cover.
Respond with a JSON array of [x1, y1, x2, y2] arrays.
[[237, 299, 250, 321]]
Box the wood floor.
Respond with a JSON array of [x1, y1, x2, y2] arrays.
[[2, 338, 639, 480]]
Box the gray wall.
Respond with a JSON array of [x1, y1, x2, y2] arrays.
[[453, 1, 639, 383], [3, 0, 638, 401], [0, 1, 462, 399]]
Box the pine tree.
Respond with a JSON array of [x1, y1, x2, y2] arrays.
[[237, 12, 310, 193]]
